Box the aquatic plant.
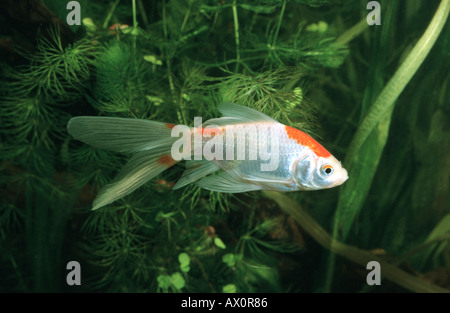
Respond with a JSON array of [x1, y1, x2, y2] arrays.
[[0, 0, 449, 293]]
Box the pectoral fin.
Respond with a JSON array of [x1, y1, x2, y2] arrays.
[[172, 160, 220, 190]]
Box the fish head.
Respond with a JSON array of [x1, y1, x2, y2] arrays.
[[314, 154, 348, 189], [294, 153, 348, 190]]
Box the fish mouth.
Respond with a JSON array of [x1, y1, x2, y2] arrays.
[[342, 168, 349, 181], [339, 168, 349, 185], [331, 168, 348, 187]]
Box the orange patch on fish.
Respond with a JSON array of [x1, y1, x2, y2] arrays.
[[165, 123, 176, 129], [157, 154, 177, 167], [197, 127, 224, 137], [284, 125, 331, 158]]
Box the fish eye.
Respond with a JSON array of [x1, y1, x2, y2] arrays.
[[321, 165, 334, 176]]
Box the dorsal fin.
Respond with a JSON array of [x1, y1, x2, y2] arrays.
[[217, 102, 277, 123]]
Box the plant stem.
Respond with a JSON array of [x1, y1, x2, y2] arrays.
[[162, 0, 168, 38], [232, 0, 240, 72], [103, 0, 120, 29], [161, 0, 175, 99], [272, 0, 287, 47], [132, 0, 137, 30], [345, 0, 450, 166], [137, 0, 149, 29], [263, 191, 450, 293], [336, 18, 369, 45], [132, 0, 137, 56], [180, 5, 191, 33]]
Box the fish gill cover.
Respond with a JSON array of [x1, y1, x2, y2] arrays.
[[0, 0, 449, 293]]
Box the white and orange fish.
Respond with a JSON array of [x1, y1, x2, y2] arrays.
[[67, 103, 348, 210]]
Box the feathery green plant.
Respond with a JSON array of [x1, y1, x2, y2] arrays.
[[3, 26, 98, 102]]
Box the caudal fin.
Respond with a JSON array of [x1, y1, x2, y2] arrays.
[[67, 116, 178, 210]]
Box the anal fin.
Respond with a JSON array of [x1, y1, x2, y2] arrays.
[[196, 171, 262, 193]]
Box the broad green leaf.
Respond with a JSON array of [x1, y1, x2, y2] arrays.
[[410, 214, 450, 270], [424, 215, 450, 242], [335, 106, 394, 240]]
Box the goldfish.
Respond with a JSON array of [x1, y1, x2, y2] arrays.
[[67, 103, 348, 210]]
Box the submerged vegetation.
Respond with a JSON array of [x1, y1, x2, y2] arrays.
[[0, 0, 449, 292]]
